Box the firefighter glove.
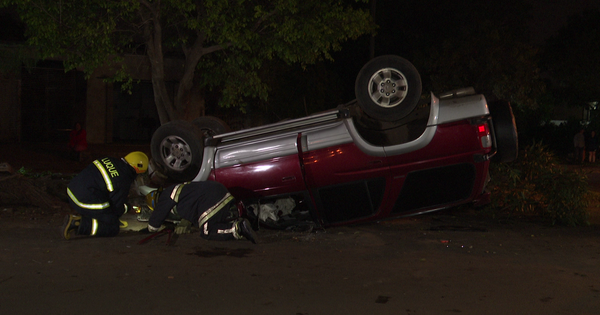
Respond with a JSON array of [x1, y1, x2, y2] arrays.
[[175, 219, 192, 234]]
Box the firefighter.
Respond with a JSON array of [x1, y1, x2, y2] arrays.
[[61, 151, 149, 239], [145, 181, 258, 244]]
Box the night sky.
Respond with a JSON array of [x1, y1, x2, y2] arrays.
[[2, 1, 599, 44], [527, 0, 600, 43]]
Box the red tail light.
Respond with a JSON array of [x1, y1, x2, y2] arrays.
[[477, 123, 492, 148]]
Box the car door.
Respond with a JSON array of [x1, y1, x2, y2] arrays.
[[211, 131, 307, 201], [299, 122, 392, 225]]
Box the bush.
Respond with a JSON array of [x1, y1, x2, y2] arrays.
[[486, 142, 590, 226]]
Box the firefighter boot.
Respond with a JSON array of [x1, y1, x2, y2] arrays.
[[61, 215, 82, 240], [237, 219, 258, 244]]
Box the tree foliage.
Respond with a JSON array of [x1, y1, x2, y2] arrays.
[[419, 1, 543, 111], [1, 0, 375, 123], [487, 142, 590, 226], [371, 0, 544, 111]]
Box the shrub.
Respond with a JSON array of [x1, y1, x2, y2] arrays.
[[486, 142, 590, 226]]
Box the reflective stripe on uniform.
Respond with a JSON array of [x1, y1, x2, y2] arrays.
[[148, 224, 161, 232], [169, 182, 189, 202], [168, 182, 190, 215], [93, 160, 114, 192], [203, 222, 238, 238], [67, 188, 110, 210], [218, 226, 236, 235], [198, 193, 234, 227], [91, 219, 98, 235]]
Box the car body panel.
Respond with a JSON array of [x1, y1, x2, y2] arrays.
[[213, 153, 306, 200], [165, 90, 500, 228], [436, 93, 489, 125]]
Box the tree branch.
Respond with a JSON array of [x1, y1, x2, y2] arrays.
[[138, 0, 159, 16], [253, 9, 278, 33], [201, 42, 232, 55]]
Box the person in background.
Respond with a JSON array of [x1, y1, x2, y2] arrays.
[[61, 151, 149, 239], [574, 129, 586, 164], [587, 130, 598, 163], [145, 181, 258, 244], [68, 122, 88, 162]]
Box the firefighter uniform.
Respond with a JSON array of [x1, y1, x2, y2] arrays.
[[147, 181, 257, 243], [66, 157, 138, 237]]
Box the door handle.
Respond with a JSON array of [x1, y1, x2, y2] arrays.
[[282, 176, 296, 182]]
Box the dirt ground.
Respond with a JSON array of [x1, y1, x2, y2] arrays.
[[1, 142, 600, 315]]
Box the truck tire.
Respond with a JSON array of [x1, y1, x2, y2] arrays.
[[151, 120, 204, 182], [488, 100, 518, 163], [355, 55, 422, 122]]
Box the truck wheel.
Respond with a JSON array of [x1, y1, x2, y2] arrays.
[[193, 116, 231, 136], [151, 120, 204, 182], [488, 100, 518, 163], [355, 55, 422, 122]]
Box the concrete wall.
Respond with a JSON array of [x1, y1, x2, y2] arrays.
[[0, 76, 20, 142], [85, 55, 184, 143], [85, 78, 113, 143], [0, 53, 197, 144], [0, 53, 189, 144]]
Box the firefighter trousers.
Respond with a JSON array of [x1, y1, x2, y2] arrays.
[[69, 200, 121, 237], [198, 199, 239, 241]]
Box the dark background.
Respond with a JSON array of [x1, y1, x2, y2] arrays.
[[1, 0, 599, 143]]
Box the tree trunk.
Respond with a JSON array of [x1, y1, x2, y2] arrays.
[[145, 28, 207, 124], [172, 34, 208, 122], [143, 5, 178, 125], [142, 6, 221, 125]]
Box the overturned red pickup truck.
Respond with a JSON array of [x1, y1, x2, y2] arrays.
[[145, 55, 518, 229]]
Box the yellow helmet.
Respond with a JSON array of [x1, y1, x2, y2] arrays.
[[124, 151, 148, 174], [146, 190, 160, 210]]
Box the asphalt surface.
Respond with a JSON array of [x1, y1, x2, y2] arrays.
[[1, 142, 600, 314], [1, 208, 600, 315]]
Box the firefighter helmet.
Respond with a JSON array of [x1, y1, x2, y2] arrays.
[[146, 190, 160, 211], [124, 151, 148, 174]]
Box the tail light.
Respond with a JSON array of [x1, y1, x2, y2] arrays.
[[477, 122, 492, 148]]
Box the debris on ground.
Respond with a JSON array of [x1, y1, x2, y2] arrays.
[[0, 162, 70, 215], [0, 162, 15, 174]]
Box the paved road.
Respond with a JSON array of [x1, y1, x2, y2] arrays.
[[1, 210, 599, 315], [2, 143, 600, 314]]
